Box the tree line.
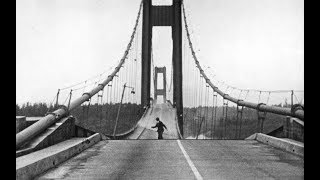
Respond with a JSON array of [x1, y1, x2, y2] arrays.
[[16, 102, 55, 117]]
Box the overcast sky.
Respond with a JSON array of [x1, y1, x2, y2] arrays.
[[16, 0, 304, 105]]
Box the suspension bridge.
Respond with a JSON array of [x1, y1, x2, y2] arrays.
[[16, 0, 304, 179]]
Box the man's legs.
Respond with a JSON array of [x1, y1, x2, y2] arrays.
[[158, 131, 163, 139]]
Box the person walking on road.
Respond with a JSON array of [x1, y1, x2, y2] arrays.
[[151, 117, 167, 139]]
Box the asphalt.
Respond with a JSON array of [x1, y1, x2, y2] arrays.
[[180, 140, 303, 179], [36, 140, 303, 180], [36, 103, 304, 179]]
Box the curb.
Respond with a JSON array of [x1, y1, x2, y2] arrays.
[[246, 133, 304, 157], [16, 133, 102, 180]]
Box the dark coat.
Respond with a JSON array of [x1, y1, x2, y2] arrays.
[[152, 121, 167, 132]]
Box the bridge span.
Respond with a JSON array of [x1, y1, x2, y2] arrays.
[[34, 103, 303, 179], [16, 1, 304, 179], [128, 102, 180, 139]]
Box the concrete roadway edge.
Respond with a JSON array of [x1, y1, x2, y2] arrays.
[[246, 133, 304, 157], [16, 133, 103, 180]]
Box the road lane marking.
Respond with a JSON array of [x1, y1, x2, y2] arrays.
[[177, 140, 203, 180]]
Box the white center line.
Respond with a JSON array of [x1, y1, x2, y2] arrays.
[[177, 140, 203, 180]]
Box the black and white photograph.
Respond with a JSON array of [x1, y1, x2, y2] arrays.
[[16, 0, 304, 179]]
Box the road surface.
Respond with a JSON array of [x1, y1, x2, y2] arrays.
[[128, 102, 180, 139], [37, 140, 303, 179], [36, 103, 303, 179]]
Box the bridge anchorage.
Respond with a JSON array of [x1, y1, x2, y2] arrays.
[[16, 0, 303, 179]]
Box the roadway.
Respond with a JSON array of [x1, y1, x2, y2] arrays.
[[127, 102, 179, 139], [36, 140, 303, 179], [36, 103, 303, 179]]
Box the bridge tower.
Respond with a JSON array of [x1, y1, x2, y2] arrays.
[[154, 66, 167, 103], [141, 0, 183, 136]]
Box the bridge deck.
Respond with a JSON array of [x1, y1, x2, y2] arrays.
[[35, 103, 303, 179], [36, 140, 303, 179], [128, 102, 179, 139]]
